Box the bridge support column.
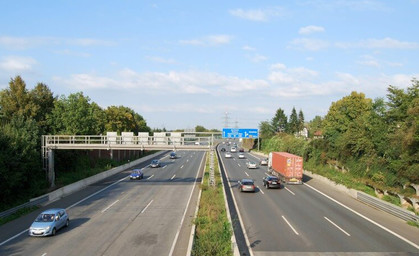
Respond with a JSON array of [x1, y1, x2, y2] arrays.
[[48, 149, 55, 188]]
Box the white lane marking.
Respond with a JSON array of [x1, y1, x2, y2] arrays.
[[41, 253, 47, 256], [304, 183, 419, 249], [324, 216, 351, 236], [171, 174, 176, 180], [285, 187, 295, 195], [186, 159, 189, 162], [163, 165, 167, 169], [0, 174, 131, 246], [282, 216, 299, 235], [101, 200, 120, 213], [169, 152, 204, 256], [147, 174, 154, 180], [181, 165, 184, 169], [141, 200, 154, 214], [257, 186, 264, 195], [244, 171, 249, 177], [238, 163, 241, 167]]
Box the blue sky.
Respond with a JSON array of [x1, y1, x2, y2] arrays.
[[1, 1, 418, 131]]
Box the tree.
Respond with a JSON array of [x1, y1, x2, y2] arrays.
[[271, 108, 287, 133], [47, 92, 106, 135], [0, 76, 31, 123], [298, 110, 305, 132], [308, 115, 323, 137], [259, 120, 275, 139], [323, 91, 373, 160], [105, 105, 150, 134], [288, 107, 299, 134], [29, 83, 55, 133]]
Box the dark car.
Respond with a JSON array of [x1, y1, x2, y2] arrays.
[[221, 148, 226, 152], [238, 179, 256, 192], [130, 169, 144, 180], [263, 176, 280, 189], [170, 152, 177, 159], [150, 159, 161, 168], [239, 148, 244, 152]]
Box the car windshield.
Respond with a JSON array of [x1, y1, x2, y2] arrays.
[[152, 160, 158, 164], [270, 177, 278, 181], [132, 170, 140, 174], [242, 181, 254, 185], [35, 213, 55, 222]]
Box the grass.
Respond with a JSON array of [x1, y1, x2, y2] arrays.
[[192, 151, 232, 256]]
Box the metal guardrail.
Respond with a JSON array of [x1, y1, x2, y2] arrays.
[[0, 195, 48, 219], [357, 191, 419, 222]]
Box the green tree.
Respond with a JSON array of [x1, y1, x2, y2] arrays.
[[308, 115, 323, 137], [259, 120, 275, 139], [47, 92, 106, 135], [298, 110, 305, 132], [323, 91, 373, 160], [271, 108, 287, 133], [288, 107, 299, 134], [0, 76, 31, 123], [105, 105, 149, 134]]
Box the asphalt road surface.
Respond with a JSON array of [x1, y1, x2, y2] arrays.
[[218, 144, 419, 256], [0, 150, 204, 256]]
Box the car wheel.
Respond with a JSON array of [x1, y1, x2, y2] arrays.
[[65, 219, 69, 227], [52, 228, 56, 236]]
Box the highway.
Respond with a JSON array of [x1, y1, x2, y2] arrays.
[[219, 143, 419, 256], [0, 151, 204, 256]]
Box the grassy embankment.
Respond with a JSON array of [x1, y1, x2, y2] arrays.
[[192, 151, 232, 256]]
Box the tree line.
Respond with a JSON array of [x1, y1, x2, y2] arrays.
[[259, 79, 418, 193], [0, 76, 152, 209]]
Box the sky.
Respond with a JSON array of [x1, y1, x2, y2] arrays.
[[0, 0, 418, 131]]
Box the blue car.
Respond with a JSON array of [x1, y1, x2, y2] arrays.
[[29, 208, 69, 236], [130, 169, 144, 180]]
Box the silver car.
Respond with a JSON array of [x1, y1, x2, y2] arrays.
[[238, 179, 256, 192], [150, 159, 161, 168], [29, 208, 69, 236], [246, 161, 257, 169]]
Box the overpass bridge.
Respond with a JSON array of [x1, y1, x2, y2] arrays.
[[42, 132, 222, 187]]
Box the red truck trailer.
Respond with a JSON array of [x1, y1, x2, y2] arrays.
[[268, 152, 303, 184]]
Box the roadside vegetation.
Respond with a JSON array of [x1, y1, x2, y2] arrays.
[[192, 151, 232, 256], [257, 79, 418, 216]]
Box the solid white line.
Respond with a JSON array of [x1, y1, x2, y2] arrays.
[[220, 153, 254, 256], [101, 200, 119, 213], [257, 186, 264, 195], [171, 174, 176, 180], [0, 174, 130, 246], [169, 152, 204, 256], [304, 183, 419, 249], [141, 200, 154, 214], [147, 174, 154, 180], [324, 216, 350, 236], [285, 187, 295, 195], [282, 216, 299, 235], [244, 171, 249, 177]]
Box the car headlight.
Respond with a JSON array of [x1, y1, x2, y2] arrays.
[[45, 226, 50, 231]]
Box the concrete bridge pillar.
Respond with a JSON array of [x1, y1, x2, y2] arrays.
[[410, 184, 419, 196], [48, 149, 55, 188]]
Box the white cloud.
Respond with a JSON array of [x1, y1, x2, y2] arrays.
[[336, 37, 419, 49], [179, 35, 233, 46], [229, 7, 286, 22], [299, 25, 325, 35], [0, 56, 37, 71], [242, 45, 256, 51], [289, 38, 330, 51]]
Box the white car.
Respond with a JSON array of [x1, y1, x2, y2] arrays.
[[260, 158, 268, 165], [238, 153, 245, 159], [246, 161, 257, 169], [231, 147, 237, 153], [225, 152, 232, 158]]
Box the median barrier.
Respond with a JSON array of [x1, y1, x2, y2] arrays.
[[0, 151, 166, 219]]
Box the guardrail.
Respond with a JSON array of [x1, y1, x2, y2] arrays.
[[0, 195, 48, 219], [357, 191, 419, 222]]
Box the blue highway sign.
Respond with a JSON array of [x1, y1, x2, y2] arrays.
[[222, 128, 259, 138]]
